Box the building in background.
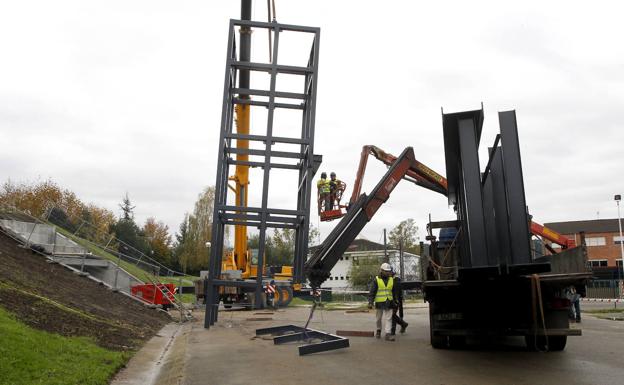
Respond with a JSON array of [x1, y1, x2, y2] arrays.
[[310, 239, 421, 292], [545, 219, 623, 270]]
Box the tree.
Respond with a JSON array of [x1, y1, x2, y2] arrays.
[[0, 179, 115, 244], [143, 217, 172, 266], [348, 257, 380, 289], [270, 228, 295, 266], [119, 193, 135, 220], [48, 206, 77, 233], [308, 224, 320, 247], [83, 204, 116, 244], [173, 186, 217, 274], [388, 218, 420, 254], [76, 208, 96, 240], [0, 179, 82, 221], [111, 194, 148, 261]]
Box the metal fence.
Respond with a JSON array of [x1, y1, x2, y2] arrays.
[[586, 280, 622, 299]]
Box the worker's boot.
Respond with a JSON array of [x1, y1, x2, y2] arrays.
[[375, 329, 381, 339], [400, 322, 409, 334], [385, 333, 395, 341]]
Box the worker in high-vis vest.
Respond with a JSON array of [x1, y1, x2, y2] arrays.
[[368, 263, 400, 341], [317, 172, 331, 214]]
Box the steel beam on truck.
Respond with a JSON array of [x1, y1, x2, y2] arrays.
[[498, 111, 532, 265]]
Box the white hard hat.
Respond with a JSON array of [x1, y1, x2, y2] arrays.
[[380, 263, 392, 272]]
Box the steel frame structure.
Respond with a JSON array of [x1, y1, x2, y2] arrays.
[[255, 325, 350, 356], [205, 19, 321, 328]]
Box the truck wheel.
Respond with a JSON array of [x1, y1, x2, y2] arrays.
[[277, 286, 293, 307], [547, 336, 567, 351]]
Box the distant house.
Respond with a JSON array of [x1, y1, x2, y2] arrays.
[[545, 219, 624, 269], [309, 239, 421, 292]]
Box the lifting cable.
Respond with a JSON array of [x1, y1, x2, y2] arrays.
[[266, 0, 277, 62]]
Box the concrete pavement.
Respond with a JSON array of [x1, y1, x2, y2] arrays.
[[171, 304, 624, 385]]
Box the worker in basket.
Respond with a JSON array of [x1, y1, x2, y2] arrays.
[[368, 263, 400, 341], [317, 172, 331, 214], [329, 171, 345, 210]]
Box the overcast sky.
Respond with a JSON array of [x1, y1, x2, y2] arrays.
[[1, 1, 623, 246]]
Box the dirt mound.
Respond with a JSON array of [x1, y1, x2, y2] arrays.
[[0, 231, 170, 350]]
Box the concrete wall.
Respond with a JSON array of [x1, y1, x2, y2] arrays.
[[0, 219, 86, 254], [0, 219, 143, 294]]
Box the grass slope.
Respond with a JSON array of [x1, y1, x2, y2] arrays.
[[0, 307, 128, 385]]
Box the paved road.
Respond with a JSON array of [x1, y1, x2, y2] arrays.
[[179, 305, 623, 385]]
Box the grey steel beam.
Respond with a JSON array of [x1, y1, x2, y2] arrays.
[[232, 98, 304, 110], [490, 148, 512, 268], [256, 325, 306, 335], [231, 61, 313, 75], [221, 213, 300, 224], [223, 220, 297, 230], [218, 205, 304, 216], [232, 88, 306, 100], [234, 19, 320, 33], [482, 163, 501, 267], [457, 118, 489, 268], [227, 147, 306, 159], [299, 339, 350, 356], [225, 132, 309, 145], [227, 159, 301, 170], [205, 18, 238, 329], [499, 111, 532, 265]]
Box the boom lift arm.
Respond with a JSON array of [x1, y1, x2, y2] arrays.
[[305, 145, 576, 289], [350, 145, 448, 205], [349, 145, 576, 253], [305, 147, 441, 288]]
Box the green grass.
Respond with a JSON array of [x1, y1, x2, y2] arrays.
[[157, 276, 199, 286], [584, 307, 624, 314], [53, 226, 150, 280], [176, 293, 197, 304], [0, 307, 129, 385], [290, 297, 313, 306]]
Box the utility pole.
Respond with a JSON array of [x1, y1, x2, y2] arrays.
[[383, 228, 388, 263], [615, 195, 624, 298], [399, 237, 404, 280]]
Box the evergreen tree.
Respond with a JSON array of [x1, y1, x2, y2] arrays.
[[111, 194, 149, 262], [119, 193, 135, 220]]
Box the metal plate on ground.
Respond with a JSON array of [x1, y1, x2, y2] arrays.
[[256, 324, 350, 356]]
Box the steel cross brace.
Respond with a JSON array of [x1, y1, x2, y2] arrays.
[[255, 325, 350, 356]]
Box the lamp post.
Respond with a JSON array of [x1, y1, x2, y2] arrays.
[[615, 195, 624, 298]]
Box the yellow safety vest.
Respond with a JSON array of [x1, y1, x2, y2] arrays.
[[374, 276, 394, 303], [317, 179, 330, 194]]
